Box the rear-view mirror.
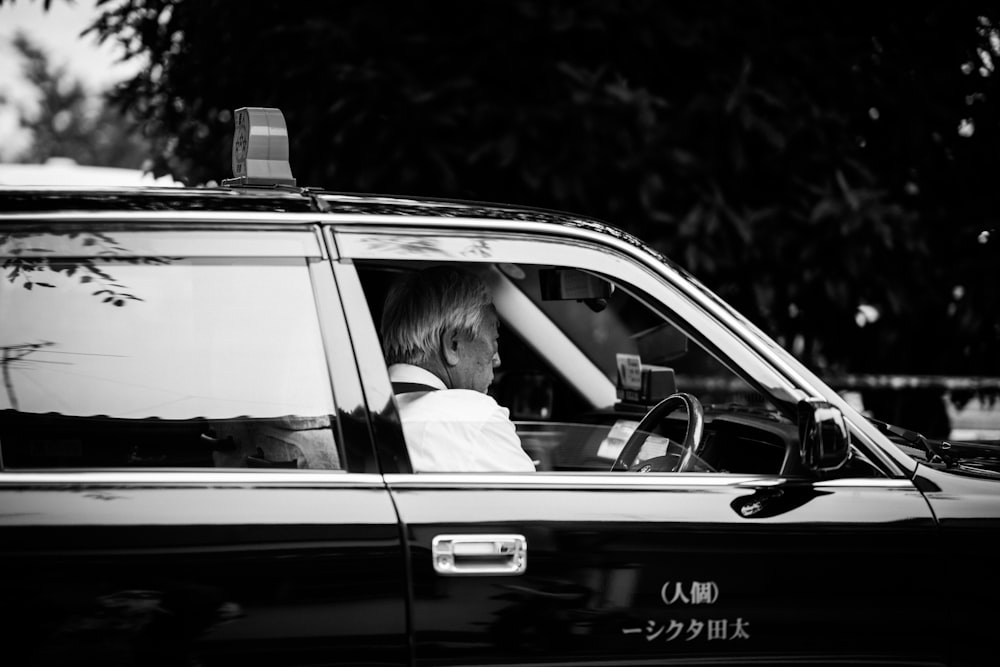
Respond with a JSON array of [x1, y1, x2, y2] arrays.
[[797, 398, 850, 472], [539, 268, 613, 312]]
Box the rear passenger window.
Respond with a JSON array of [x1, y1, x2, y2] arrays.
[[0, 235, 342, 470]]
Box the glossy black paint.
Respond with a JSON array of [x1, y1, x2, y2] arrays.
[[912, 464, 1000, 667], [4, 185, 1000, 667], [0, 481, 408, 666], [388, 478, 944, 665]]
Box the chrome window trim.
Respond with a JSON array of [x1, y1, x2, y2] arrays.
[[0, 470, 385, 487], [382, 472, 916, 490], [328, 214, 604, 233], [0, 227, 325, 258], [811, 477, 918, 488], [0, 211, 329, 226]]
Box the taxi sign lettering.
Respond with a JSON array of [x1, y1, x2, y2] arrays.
[[622, 579, 749, 643], [661, 580, 720, 605]]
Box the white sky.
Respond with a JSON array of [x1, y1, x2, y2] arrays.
[[0, 0, 141, 161]]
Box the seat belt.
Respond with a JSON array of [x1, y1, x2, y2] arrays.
[[391, 381, 440, 394]]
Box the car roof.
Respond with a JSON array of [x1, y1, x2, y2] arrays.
[[0, 184, 607, 228], [0, 184, 320, 213], [0, 183, 671, 271]]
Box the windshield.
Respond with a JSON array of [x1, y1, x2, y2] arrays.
[[500, 263, 766, 411]]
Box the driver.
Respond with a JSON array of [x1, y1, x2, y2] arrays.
[[380, 266, 536, 473]]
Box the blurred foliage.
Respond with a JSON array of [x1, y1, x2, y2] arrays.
[[3, 31, 150, 168], [30, 0, 1000, 384]]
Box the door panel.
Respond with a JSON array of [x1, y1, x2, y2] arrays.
[[0, 226, 409, 666], [335, 228, 945, 663], [389, 475, 943, 665], [0, 475, 408, 666]]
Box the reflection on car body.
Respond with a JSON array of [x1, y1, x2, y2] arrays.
[[1, 107, 998, 666]]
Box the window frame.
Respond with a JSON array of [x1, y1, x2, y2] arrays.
[[332, 221, 911, 479], [0, 217, 378, 476]]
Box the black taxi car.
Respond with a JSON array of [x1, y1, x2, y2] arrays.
[[1, 108, 998, 666]]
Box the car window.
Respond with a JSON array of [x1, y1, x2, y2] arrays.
[[495, 263, 793, 474], [356, 256, 884, 478], [0, 236, 342, 470]]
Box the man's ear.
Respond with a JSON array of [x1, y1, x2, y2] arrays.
[[439, 327, 462, 367]]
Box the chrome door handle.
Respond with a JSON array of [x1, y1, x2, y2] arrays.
[[432, 534, 527, 576]]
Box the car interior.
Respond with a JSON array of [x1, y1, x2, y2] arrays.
[[356, 259, 884, 477]]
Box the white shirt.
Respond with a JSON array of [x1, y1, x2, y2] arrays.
[[388, 364, 536, 473]]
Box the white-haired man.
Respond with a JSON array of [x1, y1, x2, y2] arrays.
[[380, 266, 536, 472]]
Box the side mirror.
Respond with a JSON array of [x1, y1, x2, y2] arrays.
[[797, 398, 850, 472]]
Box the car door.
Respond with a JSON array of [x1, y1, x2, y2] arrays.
[[0, 220, 408, 666], [336, 223, 945, 666]]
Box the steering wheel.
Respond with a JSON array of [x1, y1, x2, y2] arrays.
[[611, 392, 706, 473]]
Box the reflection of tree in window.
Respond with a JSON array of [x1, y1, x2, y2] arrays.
[[1, 248, 343, 469], [1, 231, 170, 410], [1, 231, 170, 307]]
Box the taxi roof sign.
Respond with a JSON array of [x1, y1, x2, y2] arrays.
[[223, 107, 296, 187]]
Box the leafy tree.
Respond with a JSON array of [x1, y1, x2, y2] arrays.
[[13, 0, 1000, 432], [2, 29, 149, 167]]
